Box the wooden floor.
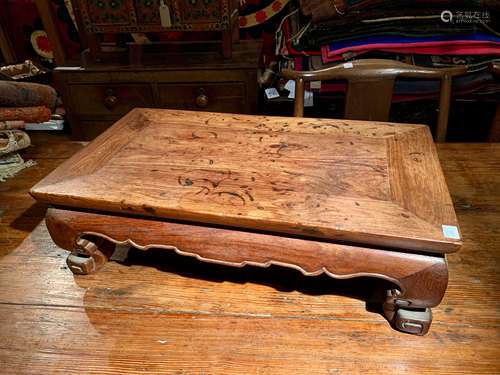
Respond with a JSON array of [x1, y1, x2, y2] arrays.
[[0, 133, 499, 374]]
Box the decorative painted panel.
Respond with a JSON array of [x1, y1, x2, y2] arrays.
[[174, 0, 224, 24], [76, 0, 236, 32], [84, 0, 136, 26], [135, 0, 161, 24]]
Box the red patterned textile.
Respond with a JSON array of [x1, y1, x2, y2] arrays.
[[0, 106, 52, 123], [0, 0, 81, 65]]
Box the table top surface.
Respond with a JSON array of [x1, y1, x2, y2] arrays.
[[30, 109, 460, 253]]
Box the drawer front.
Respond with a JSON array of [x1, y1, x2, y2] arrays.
[[158, 83, 246, 113], [70, 84, 154, 116]]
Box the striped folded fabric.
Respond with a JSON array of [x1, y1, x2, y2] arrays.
[[322, 33, 500, 62]]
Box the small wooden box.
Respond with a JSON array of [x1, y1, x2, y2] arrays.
[[30, 109, 461, 335]]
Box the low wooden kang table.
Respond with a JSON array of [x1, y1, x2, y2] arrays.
[[30, 109, 462, 335]]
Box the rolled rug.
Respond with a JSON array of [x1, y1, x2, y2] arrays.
[[0, 130, 31, 156], [0, 81, 57, 110], [0, 106, 52, 123]]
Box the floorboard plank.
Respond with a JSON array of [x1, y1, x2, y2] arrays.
[[0, 136, 499, 374], [0, 304, 498, 375]]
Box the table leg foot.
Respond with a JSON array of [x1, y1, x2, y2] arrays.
[[66, 238, 110, 275], [46, 209, 114, 275], [381, 260, 447, 335], [393, 307, 432, 335]]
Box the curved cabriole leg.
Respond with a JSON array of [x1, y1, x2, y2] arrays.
[[66, 237, 111, 275], [44, 208, 449, 334], [46, 209, 114, 275], [382, 260, 448, 335]]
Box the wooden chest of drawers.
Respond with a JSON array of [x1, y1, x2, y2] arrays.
[[55, 41, 260, 140]]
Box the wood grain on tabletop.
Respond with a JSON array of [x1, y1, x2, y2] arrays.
[[30, 109, 460, 253], [0, 132, 499, 374]]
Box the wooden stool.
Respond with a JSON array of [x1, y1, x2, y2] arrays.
[[31, 109, 462, 335]]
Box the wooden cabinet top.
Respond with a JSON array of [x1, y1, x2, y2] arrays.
[[54, 40, 261, 72], [31, 109, 461, 254]]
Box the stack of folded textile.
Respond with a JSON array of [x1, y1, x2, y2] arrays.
[[0, 81, 56, 181], [275, 2, 500, 101], [0, 81, 56, 128], [0, 129, 35, 182], [0, 130, 36, 182]]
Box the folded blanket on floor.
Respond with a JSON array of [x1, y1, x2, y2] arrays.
[[0, 81, 57, 110], [0, 106, 52, 123]]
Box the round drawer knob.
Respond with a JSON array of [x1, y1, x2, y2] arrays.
[[195, 88, 209, 108], [104, 88, 118, 110]]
